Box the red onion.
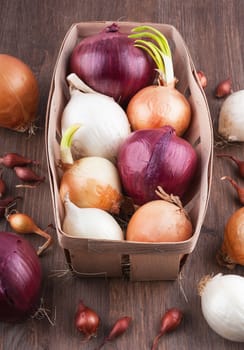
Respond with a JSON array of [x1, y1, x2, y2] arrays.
[[117, 126, 198, 205], [0, 232, 42, 323], [69, 23, 155, 106]]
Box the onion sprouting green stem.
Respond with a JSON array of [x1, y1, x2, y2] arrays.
[[129, 25, 174, 85]]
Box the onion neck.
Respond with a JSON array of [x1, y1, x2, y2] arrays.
[[105, 23, 119, 33], [60, 124, 81, 168]]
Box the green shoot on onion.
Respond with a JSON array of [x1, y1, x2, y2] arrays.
[[129, 25, 175, 86]]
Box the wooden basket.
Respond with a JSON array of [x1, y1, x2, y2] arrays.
[[45, 21, 213, 281]]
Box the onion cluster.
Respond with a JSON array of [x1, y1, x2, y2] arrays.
[[58, 23, 198, 244]]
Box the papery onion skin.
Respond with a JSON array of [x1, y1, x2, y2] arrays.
[[217, 207, 244, 268], [0, 54, 39, 132], [61, 88, 131, 162], [59, 156, 122, 214], [200, 274, 244, 342], [117, 126, 198, 205], [218, 90, 244, 142], [62, 197, 124, 240], [126, 199, 192, 242], [126, 85, 191, 136], [0, 232, 42, 323], [69, 23, 155, 106]]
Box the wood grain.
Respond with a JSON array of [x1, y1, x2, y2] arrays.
[[0, 1, 244, 349]]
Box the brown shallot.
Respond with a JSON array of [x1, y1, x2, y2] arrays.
[[75, 300, 100, 341], [217, 154, 244, 178], [197, 70, 207, 89], [0, 152, 39, 168], [215, 78, 232, 98], [151, 308, 183, 350], [221, 176, 244, 205], [97, 316, 132, 349], [6, 212, 53, 256], [14, 166, 45, 184]]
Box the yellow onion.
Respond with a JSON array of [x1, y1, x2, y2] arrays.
[[127, 84, 191, 136], [126, 186, 193, 242], [59, 125, 122, 214], [127, 25, 191, 136], [0, 54, 39, 132], [217, 207, 244, 269]]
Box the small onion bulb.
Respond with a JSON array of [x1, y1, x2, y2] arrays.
[[199, 273, 244, 342], [218, 90, 244, 142], [62, 195, 124, 240]]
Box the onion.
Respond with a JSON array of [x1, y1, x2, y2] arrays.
[[98, 316, 132, 349], [117, 126, 198, 205], [59, 125, 122, 213], [75, 300, 100, 341], [216, 207, 244, 269], [151, 308, 183, 350], [61, 74, 131, 162], [198, 273, 244, 342], [126, 186, 193, 242], [62, 195, 124, 240], [218, 90, 244, 142], [0, 231, 42, 323], [127, 26, 191, 136], [0, 54, 39, 132], [69, 22, 155, 106]]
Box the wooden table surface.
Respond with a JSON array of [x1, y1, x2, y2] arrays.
[[1, 1, 244, 349]]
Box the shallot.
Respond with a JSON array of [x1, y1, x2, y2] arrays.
[[220, 175, 244, 205], [197, 70, 207, 89], [6, 212, 53, 256], [14, 166, 45, 183], [215, 78, 232, 98], [217, 153, 244, 178], [97, 316, 132, 349], [151, 308, 183, 350], [0, 152, 39, 168], [75, 300, 100, 341]]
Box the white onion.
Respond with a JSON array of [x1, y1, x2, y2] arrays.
[[199, 273, 244, 342], [62, 196, 124, 240], [218, 90, 244, 142], [61, 74, 131, 162]]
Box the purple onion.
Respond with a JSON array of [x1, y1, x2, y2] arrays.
[[0, 232, 42, 323], [69, 23, 155, 106], [117, 126, 198, 205]]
